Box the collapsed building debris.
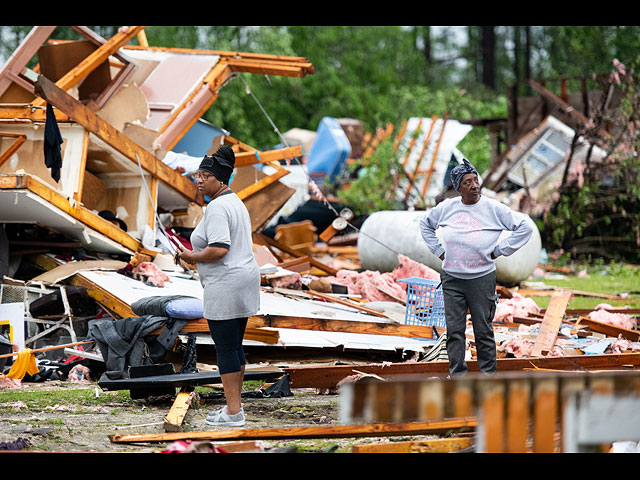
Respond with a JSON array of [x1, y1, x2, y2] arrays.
[[0, 27, 639, 453]]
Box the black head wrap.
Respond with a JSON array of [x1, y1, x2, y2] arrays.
[[198, 145, 236, 185], [450, 157, 478, 191]]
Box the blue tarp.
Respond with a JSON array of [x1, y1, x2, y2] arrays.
[[305, 117, 351, 184]]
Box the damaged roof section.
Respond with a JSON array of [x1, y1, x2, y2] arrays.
[[0, 26, 313, 256]]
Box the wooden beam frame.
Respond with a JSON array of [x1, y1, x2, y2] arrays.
[[30, 26, 146, 109], [33, 74, 202, 204]]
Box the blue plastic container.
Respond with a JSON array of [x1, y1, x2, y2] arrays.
[[397, 277, 446, 328], [306, 117, 351, 184]]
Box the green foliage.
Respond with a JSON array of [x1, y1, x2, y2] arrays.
[[336, 140, 403, 216]]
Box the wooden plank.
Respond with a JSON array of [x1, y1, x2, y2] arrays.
[[0, 105, 71, 122], [304, 289, 389, 319], [420, 114, 449, 199], [533, 377, 558, 453], [234, 146, 303, 168], [576, 316, 640, 342], [109, 418, 477, 444], [531, 290, 571, 356], [478, 379, 505, 453], [352, 436, 473, 453], [236, 165, 290, 201], [73, 130, 90, 203], [33, 74, 202, 204], [163, 387, 196, 432], [244, 314, 434, 339], [284, 354, 640, 390], [506, 378, 530, 453]]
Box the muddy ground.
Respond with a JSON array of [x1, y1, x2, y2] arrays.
[[0, 379, 359, 453]]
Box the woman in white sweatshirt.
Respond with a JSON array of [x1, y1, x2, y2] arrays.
[[420, 158, 533, 376]]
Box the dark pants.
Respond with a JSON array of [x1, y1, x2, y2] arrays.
[[207, 317, 248, 375], [440, 270, 498, 376]]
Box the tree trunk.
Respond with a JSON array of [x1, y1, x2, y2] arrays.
[[481, 26, 496, 90]]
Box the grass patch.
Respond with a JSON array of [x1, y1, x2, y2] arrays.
[[526, 262, 640, 310], [0, 386, 132, 411]]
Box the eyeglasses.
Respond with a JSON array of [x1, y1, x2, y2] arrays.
[[194, 172, 214, 181]]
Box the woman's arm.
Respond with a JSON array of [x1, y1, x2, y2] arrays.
[[176, 243, 228, 264]]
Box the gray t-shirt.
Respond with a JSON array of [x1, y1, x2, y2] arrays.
[[419, 195, 534, 280], [190, 190, 260, 320]]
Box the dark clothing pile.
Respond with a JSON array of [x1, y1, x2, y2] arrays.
[[88, 295, 196, 378]]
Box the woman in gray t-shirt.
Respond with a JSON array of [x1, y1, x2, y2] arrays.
[[176, 145, 260, 427]]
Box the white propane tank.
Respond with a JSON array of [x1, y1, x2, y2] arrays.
[[357, 210, 541, 285]]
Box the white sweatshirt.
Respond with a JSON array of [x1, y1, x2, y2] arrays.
[[419, 195, 534, 280]]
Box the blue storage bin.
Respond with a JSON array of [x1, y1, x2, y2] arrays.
[[306, 117, 351, 184], [397, 277, 446, 328]]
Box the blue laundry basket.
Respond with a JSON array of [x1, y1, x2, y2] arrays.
[[398, 277, 446, 328]]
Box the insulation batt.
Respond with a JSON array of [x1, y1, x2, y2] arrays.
[[494, 292, 540, 323], [268, 272, 303, 289], [498, 337, 564, 357], [588, 303, 636, 330], [328, 254, 439, 303], [606, 335, 640, 354], [132, 262, 170, 287]]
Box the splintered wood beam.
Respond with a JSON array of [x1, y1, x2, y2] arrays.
[[531, 290, 571, 357], [0, 105, 71, 123], [179, 315, 434, 339], [31, 26, 146, 108], [0, 26, 57, 98], [235, 163, 290, 201], [234, 146, 303, 168], [283, 354, 640, 390], [109, 418, 477, 444], [163, 387, 196, 432], [0, 132, 27, 167], [33, 74, 202, 204], [157, 63, 232, 137], [304, 290, 388, 318], [223, 58, 311, 78]]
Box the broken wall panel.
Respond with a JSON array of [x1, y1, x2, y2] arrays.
[[0, 26, 316, 258]]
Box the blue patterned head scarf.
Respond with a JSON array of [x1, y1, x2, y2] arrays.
[[450, 158, 478, 191]]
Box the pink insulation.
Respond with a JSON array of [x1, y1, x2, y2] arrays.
[[494, 292, 541, 323], [498, 338, 534, 357], [268, 272, 303, 290], [328, 254, 439, 303], [606, 335, 640, 354], [132, 262, 171, 287], [498, 337, 564, 358], [588, 304, 637, 330]]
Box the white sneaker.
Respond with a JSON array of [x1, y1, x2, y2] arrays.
[[206, 406, 243, 420], [205, 406, 245, 427]]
